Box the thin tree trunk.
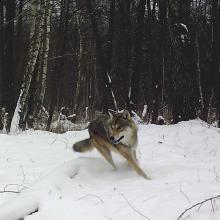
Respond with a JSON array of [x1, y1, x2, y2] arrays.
[[106, 0, 115, 74], [130, 0, 146, 112], [85, 0, 112, 113], [16, 0, 24, 91], [39, 0, 51, 104], [105, 0, 117, 110], [74, 0, 90, 116], [2, 0, 16, 131], [0, 0, 4, 106], [117, 0, 132, 110], [31, 0, 51, 120], [194, 31, 204, 112], [211, 0, 220, 127], [47, 0, 69, 130], [147, 0, 159, 124], [158, 0, 168, 112]]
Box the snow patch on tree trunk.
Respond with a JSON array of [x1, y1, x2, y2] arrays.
[[10, 90, 22, 134]]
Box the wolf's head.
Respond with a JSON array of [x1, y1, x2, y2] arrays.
[[108, 110, 137, 147]]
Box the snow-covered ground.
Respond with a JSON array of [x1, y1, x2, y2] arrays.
[[0, 120, 220, 220]]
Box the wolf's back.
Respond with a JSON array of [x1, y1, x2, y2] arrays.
[[73, 115, 110, 153], [73, 138, 93, 152], [88, 116, 109, 140]]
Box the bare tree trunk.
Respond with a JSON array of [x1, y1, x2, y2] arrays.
[[106, 0, 115, 75], [85, 0, 112, 113], [158, 0, 168, 114], [39, 0, 51, 104], [211, 0, 220, 127], [117, 0, 132, 110], [11, 0, 44, 131], [0, 0, 4, 107], [2, 0, 16, 132], [47, 0, 69, 130], [74, 0, 91, 117], [105, 0, 117, 111], [30, 0, 51, 121], [194, 32, 204, 113], [147, 0, 159, 124], [130, 0, 146, 112], [16, 0, 24, 90]]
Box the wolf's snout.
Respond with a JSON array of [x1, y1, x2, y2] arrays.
[[110, 135, 124, 144]]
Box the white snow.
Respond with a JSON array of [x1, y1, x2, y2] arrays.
[[0, 120, 220, 220]]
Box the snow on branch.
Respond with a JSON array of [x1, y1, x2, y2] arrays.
[[107, 72, 118, 110]]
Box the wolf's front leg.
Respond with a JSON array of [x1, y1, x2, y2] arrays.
[[116, 145, 150, 180], [91, 137, 117, 170]]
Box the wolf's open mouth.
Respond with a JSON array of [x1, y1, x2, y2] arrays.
[[111, 136, 124, 144]]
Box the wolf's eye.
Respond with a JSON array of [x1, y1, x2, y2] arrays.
[[117, 126, 123, 130]]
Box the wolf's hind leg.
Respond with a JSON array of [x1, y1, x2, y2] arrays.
[[92, 138, 117, 170]]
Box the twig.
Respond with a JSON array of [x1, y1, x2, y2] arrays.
[[70, 171, 79, 179], [213, 165, 220, 182], [77, 194, 104, 204], [179, 185, 191, 204], [120, 193, 151, 220], [3, 184, 28, 191], [0, 190, 20, 194], [0, 9, 31, 30], [20, 165, 26, 186], [48, 53, 77, 60], [17, 208, 39, 220], [177, 195, 220, 220], [142, 195, 156, 203]]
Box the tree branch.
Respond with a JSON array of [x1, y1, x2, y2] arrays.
[[177, 195, 220, 220], [0, 190, 20, 194]]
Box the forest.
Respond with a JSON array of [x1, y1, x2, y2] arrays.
[[0, 0, 220, 132], [0, 1, 220, 219]]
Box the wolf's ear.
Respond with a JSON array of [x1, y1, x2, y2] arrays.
[[108, 109, 116, 119], [122, 109, 130, 120]]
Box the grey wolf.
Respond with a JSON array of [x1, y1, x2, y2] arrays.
[[73, 110, 150, 179]]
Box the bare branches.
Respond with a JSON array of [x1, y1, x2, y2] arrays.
[[16, 208, 39, 220], [0, 190, 20, 194], [0, 165, 28, 195], [177, 195, 220, 220]]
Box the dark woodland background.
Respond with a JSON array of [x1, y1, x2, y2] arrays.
[[0, 0, 219, 132]]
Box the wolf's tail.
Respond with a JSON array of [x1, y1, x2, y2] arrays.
[[73, 138, 94, 152]]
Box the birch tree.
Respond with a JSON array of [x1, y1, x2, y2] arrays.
[[11, 0, 45, 131], [35, 0, 51, 116], [74, 0, 92, 117]]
